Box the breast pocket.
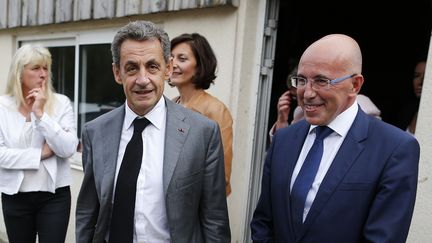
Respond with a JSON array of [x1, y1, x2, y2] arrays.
[[338, 182, 373, 191], [339, 172, 375, 191]]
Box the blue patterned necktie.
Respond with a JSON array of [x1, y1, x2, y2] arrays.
[[109, 117, 150, 243], [290, 126, 333, 236]]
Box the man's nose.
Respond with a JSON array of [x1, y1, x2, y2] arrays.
[[136, 71, 150, 85], [303, 81, 317, 98]]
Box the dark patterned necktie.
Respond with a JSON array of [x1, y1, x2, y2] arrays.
[[290, 126, 333, 236], [109, 117, 150, 243]]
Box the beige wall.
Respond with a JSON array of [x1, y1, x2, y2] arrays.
[[0, 35, 14, 95], [0, 1, 266, 242], [407, 37, 432, 243]]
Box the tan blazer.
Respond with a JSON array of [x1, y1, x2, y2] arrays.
[[173, 90, 233, 195]]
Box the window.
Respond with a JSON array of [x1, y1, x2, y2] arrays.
[[19, 29, 124, 137], [18, 29, 124, 164]]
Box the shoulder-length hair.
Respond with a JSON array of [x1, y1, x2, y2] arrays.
[[6, 44, 55, 114], [171, 33, 217, 90]]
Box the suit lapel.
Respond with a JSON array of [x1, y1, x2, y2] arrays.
[[282, 122, 310, 226], [162, 98, 189, 194], [299, 109, 369, 239], [100, 106, 125, 198]]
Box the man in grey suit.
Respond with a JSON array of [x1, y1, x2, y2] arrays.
[[75, 20, 230, 243]]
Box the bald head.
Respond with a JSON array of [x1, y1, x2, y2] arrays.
[[296, 34, 365, 126], [300, 34, 362, 74]]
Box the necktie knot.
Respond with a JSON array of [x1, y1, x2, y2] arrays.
[[133, 118, 150, 133], [315, 126, 333, 141]]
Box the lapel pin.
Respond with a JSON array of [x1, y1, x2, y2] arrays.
[[178, 128, 184, 133]]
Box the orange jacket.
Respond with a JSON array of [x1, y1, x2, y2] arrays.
[[173, 90, 233, 196]]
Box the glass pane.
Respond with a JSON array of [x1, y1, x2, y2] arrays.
[[49, 46, 75, 102], [78, 44, 124, 136]]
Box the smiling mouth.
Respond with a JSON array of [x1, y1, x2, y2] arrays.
[[134, 90, 152, 95], [304, 104, 323, 111]]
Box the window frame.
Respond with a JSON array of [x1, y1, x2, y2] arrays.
[[17, 28, 119, 168]]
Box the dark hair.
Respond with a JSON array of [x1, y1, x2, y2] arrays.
[[171, 33, 217, 89], [111, 21, 171, 67]]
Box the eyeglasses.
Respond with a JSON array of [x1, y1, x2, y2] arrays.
[[291, 73, 357, 90]]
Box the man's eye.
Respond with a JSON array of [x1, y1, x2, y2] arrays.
[[297, 78, 307, 85], [148, 64, 159, 73], [126, 66, 137, 73], [315, 78, 329, 86]]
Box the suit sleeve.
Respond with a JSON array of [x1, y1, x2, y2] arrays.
[[250, 137, 275, 242], [75, 124, 99, 243], [207, 105, 234, 196], [200, 122, 231, 242], [34, 95, 78, 158], [363, 136, 420, 243]]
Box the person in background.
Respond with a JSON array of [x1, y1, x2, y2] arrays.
[[0, 44, 78, 243], [406, 59, 426, 135], [270, 66, 302, 134], [251, 34, 419, 242], [169, 33, 234, 196], [76, 21, 230, 243]]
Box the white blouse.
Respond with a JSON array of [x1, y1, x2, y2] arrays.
[[0, 94, 78, 195]]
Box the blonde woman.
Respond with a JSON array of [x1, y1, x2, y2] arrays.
[[0, 44, 78, 243]]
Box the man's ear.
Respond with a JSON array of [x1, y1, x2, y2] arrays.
[[351, 74, 364, 94], [112, 63, 122, 85], [164, 57, 173, 80]]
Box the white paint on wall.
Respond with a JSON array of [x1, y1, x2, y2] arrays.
[[0, 35, 13, 95], [407, 37, 432, 243]]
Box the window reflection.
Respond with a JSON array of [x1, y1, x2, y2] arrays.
[[49, 44, 124, 139]]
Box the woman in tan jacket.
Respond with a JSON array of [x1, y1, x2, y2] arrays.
[[170, 33, 234, 196]]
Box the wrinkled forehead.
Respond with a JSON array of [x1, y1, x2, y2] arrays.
[[299, 48, 348, 76], [298, 59, 341, 77]]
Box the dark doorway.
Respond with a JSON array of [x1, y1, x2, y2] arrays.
[[268, 0, 432, 135]]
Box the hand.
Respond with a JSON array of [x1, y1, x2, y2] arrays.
[[275, 90, 293, 130], [41, 142, 54, 160], [26, 81, 47, 119]]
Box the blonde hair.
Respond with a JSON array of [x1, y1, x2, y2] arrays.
[[6, 44, 55, 114]]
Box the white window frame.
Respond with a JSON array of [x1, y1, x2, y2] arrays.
[[17, 28, 118, 169]]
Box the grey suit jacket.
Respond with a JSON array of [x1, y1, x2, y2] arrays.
[[75, 97, 230, 243]]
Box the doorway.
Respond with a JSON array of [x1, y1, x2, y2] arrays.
[[268, 0, 432, 132], [245, 1, 431, 242]]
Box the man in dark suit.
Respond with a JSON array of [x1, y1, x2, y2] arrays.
[[75, 21, 230, 243], [251, 34, 420, 243]]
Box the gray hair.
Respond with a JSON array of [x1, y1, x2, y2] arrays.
[[111, 21, 171, 66]]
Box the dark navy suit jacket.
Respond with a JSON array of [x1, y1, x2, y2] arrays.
[[251, 108, 420, 243]]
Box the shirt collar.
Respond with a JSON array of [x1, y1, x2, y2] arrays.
[[124, 96, 166, 131], [309, 100, 358, 137]]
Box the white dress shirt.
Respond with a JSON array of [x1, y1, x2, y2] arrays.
[[0, 94, 78, 194], [114, 97, 170, 243], [290, 101, 358, 222]]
